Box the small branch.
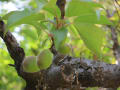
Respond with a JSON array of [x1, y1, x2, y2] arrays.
[[0, 20, 25, 73], [113, 0, 120, 28], [50, 36, 58, 56], [115, 0, 120, 8], [56, 0, 66, 19], [106, 10, 120, 64], [8, 64, 15, 67], [50, 0, 67, 56]]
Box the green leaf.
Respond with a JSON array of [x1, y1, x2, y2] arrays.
[[66, 0, 102, 17], [74, 13, 112, 25], [5, 9, 45, 29], [2, 11, 17, 20], [43, 0, 61, 17], [51, 27, 68, 49], [74, 22, 105, 55]]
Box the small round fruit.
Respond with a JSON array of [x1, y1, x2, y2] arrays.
[[37, 49, 53, 70], [22, 56, 40, 73], [58, 44, 71, 55]]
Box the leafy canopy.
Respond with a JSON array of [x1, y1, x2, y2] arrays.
[[2, 0, 112, 57]]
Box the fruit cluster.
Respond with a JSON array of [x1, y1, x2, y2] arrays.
[[22, 49, 53, 73]]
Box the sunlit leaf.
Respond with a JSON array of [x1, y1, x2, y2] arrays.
[[2, 11, 17, 20], [4, 9, 45, 29], [66, 0, 103, 17], [74, 13, 112, 25], [74, 22, 105, 55]]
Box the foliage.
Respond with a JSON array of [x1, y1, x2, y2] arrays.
[[0, 0, 119, 89], [0, 44, 25, 90]]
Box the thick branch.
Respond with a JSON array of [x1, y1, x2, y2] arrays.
[[0, 21, 25, 73], [45, 58, 120, 88]]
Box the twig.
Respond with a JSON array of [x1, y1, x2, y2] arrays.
[[56, 0, 66, 19]]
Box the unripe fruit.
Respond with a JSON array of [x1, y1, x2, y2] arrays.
[[58, 44, 71, 55], [22, 56, 40, 73], [37, 49, 53, 70]]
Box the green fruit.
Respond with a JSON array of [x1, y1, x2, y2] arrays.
[[58, 44, 71, 55], [37, 49, 53, 70], [22, 56, 40, 73]]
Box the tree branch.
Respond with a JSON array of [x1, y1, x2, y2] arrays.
[[0, 20, 25, 73], [106, 9, 120, 63], [56, 0, 66, 19]]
